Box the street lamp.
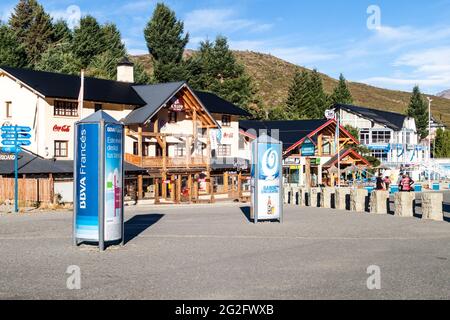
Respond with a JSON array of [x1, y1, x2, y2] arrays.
[[427, 97, 432, 189]]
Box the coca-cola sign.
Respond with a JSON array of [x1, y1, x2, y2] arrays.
[[53, 124, 71, 132]]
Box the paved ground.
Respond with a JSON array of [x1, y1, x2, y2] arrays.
[[0, 193, 449, 300]]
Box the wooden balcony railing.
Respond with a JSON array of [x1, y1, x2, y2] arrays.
[[125, 153, 207, 169]]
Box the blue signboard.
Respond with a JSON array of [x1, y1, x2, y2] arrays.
[[104, 123, 123, 241], [73, 111, 124, 250], [251, 135, 283, 223], [75, 123, 100, 241], [301, 137, 315, 156]]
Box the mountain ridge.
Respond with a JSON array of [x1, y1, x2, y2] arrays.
[[131, 50, 450, 127]]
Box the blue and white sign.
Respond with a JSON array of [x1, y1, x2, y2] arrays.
[[301, 137, 315, 156], [73, 111, 124, 250], [104, 123, 123, 241], [251, 135, 283, 223], [74, 123, 100, 241]]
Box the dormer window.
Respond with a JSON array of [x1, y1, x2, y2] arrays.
[[222, 115, 231, 127]]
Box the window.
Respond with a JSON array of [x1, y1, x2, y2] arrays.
[[133, 142, 151, 156], [371, 149, 388, 162], [360, 130, 370, 144], [222, 115, 231, 127], [217, 144, 231, 157], [175, 144, 186, 157], [371, 130, 391, 144], [95, 104, 102, 112], [54, 140, 68, 158], [168, 111, 177, 123], [54, 100, 78, 117], [5, 101, 12, 118]]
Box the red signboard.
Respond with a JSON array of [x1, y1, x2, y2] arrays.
[[169, 97, 185, 112], [53, 125, 71, 132]]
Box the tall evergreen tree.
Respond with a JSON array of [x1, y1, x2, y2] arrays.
[[433, 128, 450, 158], [307, 69, 329, 118], [72, 15, 106, 68], [144, 3, 189, 82], [52, 19, 72, 43], [285, 70, 312, 119], [187, 36, 256, 115], [0, 23, 27, 68], [407, 85, 429, 140], [9, 0, 54, 67], [331, 73, 353, 105], [35, 41, 81, 75]]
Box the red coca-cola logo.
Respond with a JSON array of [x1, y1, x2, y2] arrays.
[[53, 125, 71, 132]]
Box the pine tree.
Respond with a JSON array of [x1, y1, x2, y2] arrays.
[[0, 23, 27, 68], [9, 0, 54, 67], [331, 73, 353, 105], [187, 36, 256, 115], [35, 41, 81, 75], [52, 19, 72, 43], [307, 69, 329, 118], [285, 70, 311, 119], [144, 3, 189, 82], [433, 128, 450, 158], [407, 85, 429, 140], [72, 15, 106, 68]]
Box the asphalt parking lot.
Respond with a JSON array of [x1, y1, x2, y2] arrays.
[[0, 194, 449, 300]]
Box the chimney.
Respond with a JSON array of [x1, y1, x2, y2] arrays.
[[117, 57, 134, 83]]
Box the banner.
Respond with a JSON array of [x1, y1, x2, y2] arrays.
[[252, 140, 283, 221], [104, 124, 123, 241], [75, 123, 100, 240]]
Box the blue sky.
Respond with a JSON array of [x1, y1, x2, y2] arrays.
[[1, 0, 450, 94]]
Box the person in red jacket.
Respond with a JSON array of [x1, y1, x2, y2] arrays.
[[399, 174, 414, 192]]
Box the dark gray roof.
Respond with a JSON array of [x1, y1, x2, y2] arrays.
[[194, 91, 251, 117], [123, 82, 186, 125], [78, 110, 121, 124], [0, 66, 146, 106], [0, 150, 146, 175], [335, 104, 407, 130], [240, 119, 329, 150]]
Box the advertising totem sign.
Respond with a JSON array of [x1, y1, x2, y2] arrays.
[[251, 134, 283, 223], [73, 111, 124, 251]]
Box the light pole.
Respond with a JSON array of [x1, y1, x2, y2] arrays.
[[427, 97, 432, 189]]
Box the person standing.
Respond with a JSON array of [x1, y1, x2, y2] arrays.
[[376, 174, 385, 190], [383, 176, 391, 190], [399, 174, 414, 192]]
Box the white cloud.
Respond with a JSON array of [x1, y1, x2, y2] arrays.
[[184, 8, 273, 35]]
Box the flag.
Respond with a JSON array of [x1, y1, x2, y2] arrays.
[[77, 70, 85, 118]]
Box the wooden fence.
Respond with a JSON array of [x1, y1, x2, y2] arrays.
[[0, 177, 53, 204]]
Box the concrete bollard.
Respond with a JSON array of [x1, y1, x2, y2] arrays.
[[394, 192, 415, 217], [283, 186, 291, 204], [320, 187, 335, 209], [421, 192, 443, 221], [350, 188, 369, 212], [308, 187, 321, 207], [370, 190, 389, 214], [335, 188, 351, 210]]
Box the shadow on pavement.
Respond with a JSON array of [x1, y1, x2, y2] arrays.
[[240, 206, 253, 223], [124, 214, 164, 244]]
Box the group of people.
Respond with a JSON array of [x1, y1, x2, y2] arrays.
[[376, 173, 414, 192]]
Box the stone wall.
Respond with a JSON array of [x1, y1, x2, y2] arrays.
[[320, 187, 335, 209]]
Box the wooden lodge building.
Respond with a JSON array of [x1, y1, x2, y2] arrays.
[[239, 119, 370, 187], [0, 60, 251, 204]]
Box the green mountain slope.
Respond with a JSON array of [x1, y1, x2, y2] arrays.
[[132, 51, 450, 126]]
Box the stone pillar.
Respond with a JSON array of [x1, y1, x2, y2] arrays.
[[394, 192, 415, 217], [298, 187, 307, 206], [350, 189, 369, 212], [309, 187, 321, 207], [320, 187, 335, 209], [370, 190, 389, 214], [284, 185, 291, 204], [335, 188, 351, 210], [421, 192, 443, 221]]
